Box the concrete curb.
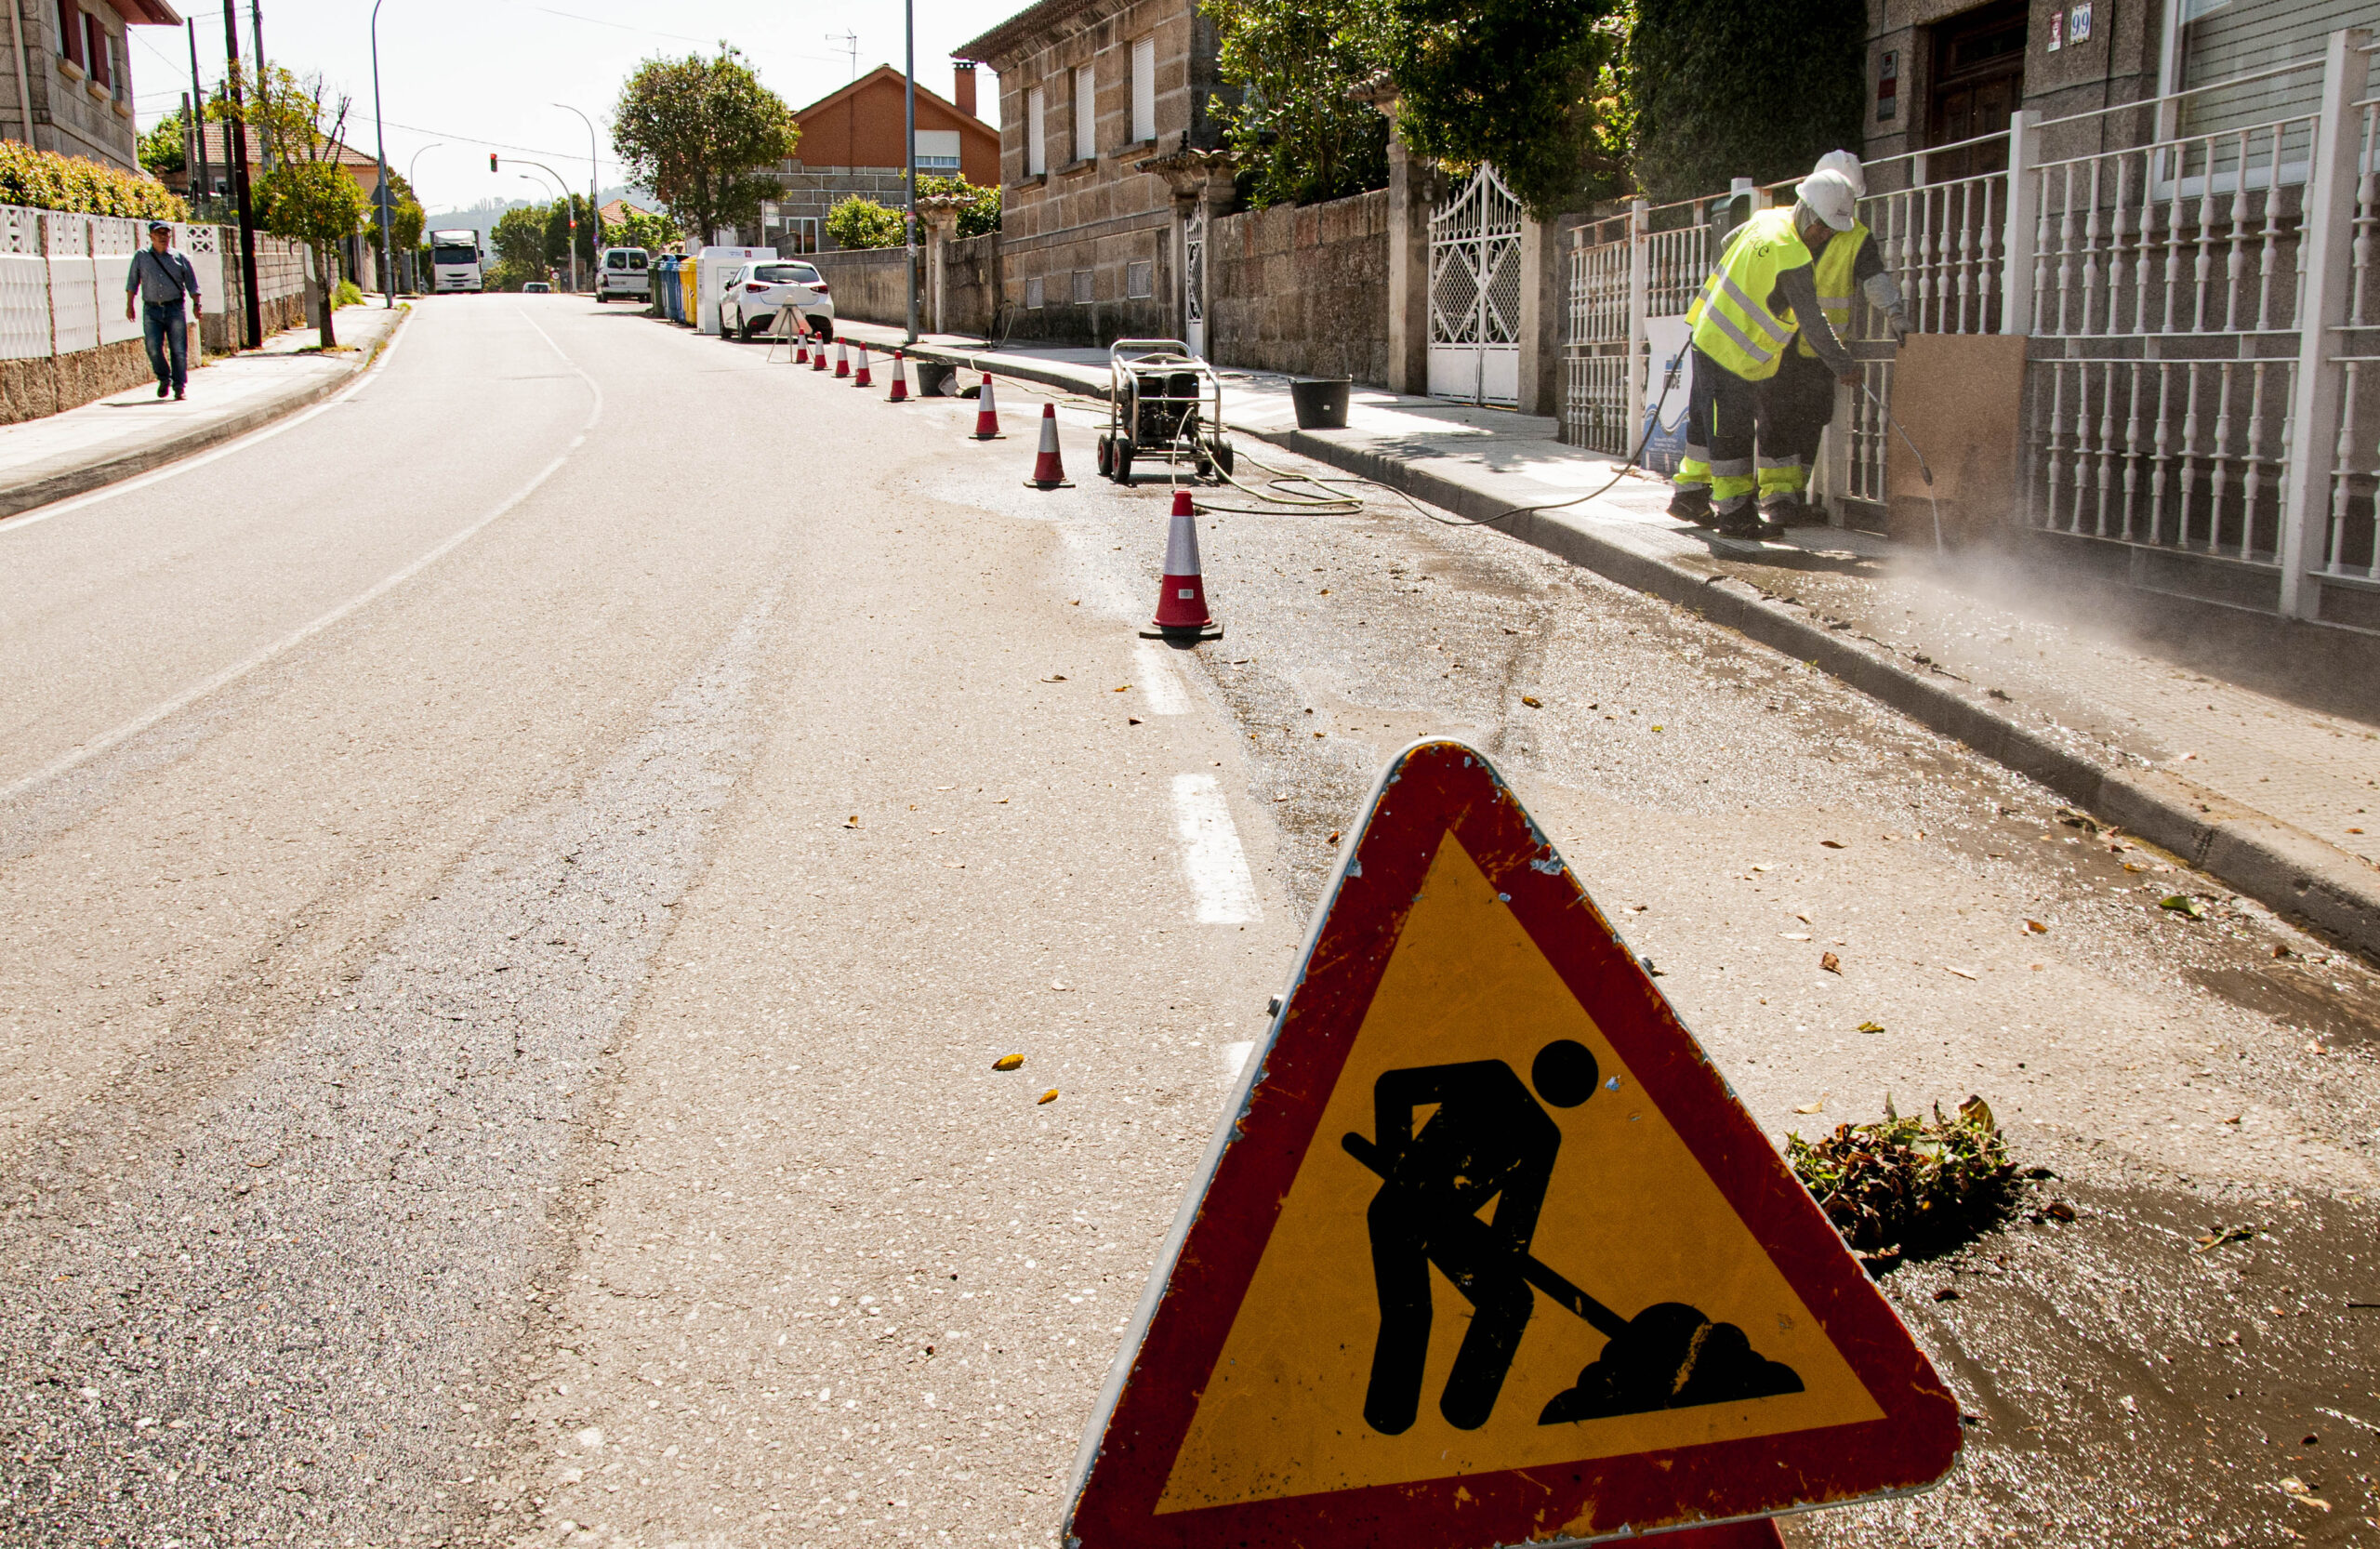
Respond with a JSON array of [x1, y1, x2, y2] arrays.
[[0, 308, 408, 523], [866, 334, 2380, 959]]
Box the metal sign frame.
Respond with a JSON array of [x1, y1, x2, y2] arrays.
[[1063, 739, 1962, 1549]]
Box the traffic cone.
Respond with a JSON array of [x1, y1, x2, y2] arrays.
[[794, 336, 809, 365], [852, 343, 873, 388], [1139, 489, 1223, 641], [1023, 403, 1073, 489], [970, 373, 1004, 440], [813, 338, 828, 372], [886, 350, 909, 403], [834, 338, 851, 378]]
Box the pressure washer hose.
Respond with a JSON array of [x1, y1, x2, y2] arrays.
[[1858, 378, 1944, 554]]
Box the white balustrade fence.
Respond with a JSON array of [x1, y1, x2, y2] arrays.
[[0, 204, 245, 378], [2316, 82, 2380, 595]]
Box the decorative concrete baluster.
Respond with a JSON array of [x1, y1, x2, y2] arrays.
[[1950, 181, 1973, 331], [2208, 361, 2237, 551], [2032, 166, 2054, 335], [1977, 179, 2000, 330], [2176, 364, 2202, 546], [2108, 154, 2135, 334], [2043, 363, 2069, 529], [2081, 158, 2104, 337], [2163, 166, 2190, 335], [2133, 148, 2162, 335], [2193, 142, 2220, 332], [2326, 362, 2360, 575], [2072, 363, 2096, 520], [2121, 364, 2146, 539], [1918, 193, 1940, 333], [2254, 128, 2287, 331], [2096, 363, 2122, 536], [2149, 363, 2175, 545], [2241, 361, 2269, 558], [2056, 165, 2079, 335], [2351, 107, 2380, 325]]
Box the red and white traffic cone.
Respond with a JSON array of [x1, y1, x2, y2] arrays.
[[886, 350, 909, 403], [793, 336, 809, 365], [852, 342, 873, 388], [1023, 402, 1073, 489], [812, 338, 828, 372], [834, 338, 851, 378], [970, 373, 1004, 440], [1139, 489, 1223, 641]]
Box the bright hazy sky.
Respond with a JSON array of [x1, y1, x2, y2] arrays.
[[125, 0, 1023, 212]]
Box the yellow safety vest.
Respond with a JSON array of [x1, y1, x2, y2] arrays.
[[1796, 220, 1872, 359], [1685, 207, 1812, 383]]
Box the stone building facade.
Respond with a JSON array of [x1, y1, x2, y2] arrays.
[[766, 65, 998, 253], [957, 0, 1234, 346], [0, 0, 181, 174]]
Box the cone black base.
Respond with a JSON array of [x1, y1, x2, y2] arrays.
[[1137, 623, 1224, 641]]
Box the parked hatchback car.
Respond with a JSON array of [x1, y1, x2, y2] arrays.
[[720, 260, 833, 341], [522, 281, 552, 294]]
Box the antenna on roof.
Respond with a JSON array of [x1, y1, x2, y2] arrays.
[[826, 30, 857, 81]]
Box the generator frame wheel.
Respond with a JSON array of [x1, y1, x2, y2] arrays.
[[1097, 435, 1114, 478]]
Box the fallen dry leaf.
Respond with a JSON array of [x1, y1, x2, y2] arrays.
[[1328, 829, 1342, 843], [1780, 931, 1812, 941], [1127, 716, 1144, 725], [1819, 840, 1846, 849], [1857, 1020, 1885, 1034], [1520, 695, 1543, 708], [843, 815, 860, 828], [2025, 919, 2048, 933], [1793, 1099, 1826, 1115], [1113, 685, 1129, 693], [1945, 965, 1979, 981], [1050, 980, 1071, 992], [1037, 1089, 1059, 1105], [2161, 894, 2205, 920], [1040, 674, 1066, 682], [941, 861, 964, 870], [992, 1054, 1025, 1071], [1820, 951, 1842, 974]]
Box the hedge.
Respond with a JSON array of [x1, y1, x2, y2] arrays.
[[0, 141, 189, 221]]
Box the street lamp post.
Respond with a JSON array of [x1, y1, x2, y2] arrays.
[[369, 0, 394, 307], [554, 103, 598, 292], [510, 160, 576, 289], [904, 0, 917, 343]]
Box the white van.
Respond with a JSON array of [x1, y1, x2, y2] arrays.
[[597, 247, 650, 302]]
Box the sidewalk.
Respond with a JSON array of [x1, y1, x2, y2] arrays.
[[838, 319, 2380, 958], [0, 303, 406, 521]]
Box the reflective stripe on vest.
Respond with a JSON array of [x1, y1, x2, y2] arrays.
[[1686, 207, 1811, 382], [1796, 220, 1871, 359]]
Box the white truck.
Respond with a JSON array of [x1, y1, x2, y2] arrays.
[[596, 247, 650, 303], [429, 229, 484, 294]]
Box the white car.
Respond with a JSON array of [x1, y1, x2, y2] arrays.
[[720, 260, 834, 341]]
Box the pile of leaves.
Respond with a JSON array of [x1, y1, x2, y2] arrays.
[[1787, 1096, 2016, 1264]]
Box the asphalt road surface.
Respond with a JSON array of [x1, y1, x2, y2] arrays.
[[2, 296, 2373, 1548]]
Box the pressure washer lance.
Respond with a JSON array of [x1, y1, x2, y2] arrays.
[[1858, 378, 1944, 554]]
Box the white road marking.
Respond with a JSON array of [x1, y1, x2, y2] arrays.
[[0, 306, 420, 535], [1171, 773, 1263, 923], [1133, 641, 1190, 714], [0, 309, 602, 804]]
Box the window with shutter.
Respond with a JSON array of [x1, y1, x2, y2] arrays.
[[86, 17, 106, 86], [1131, 38, 1156, 142], [1026, 85, 1047, 175], [56, 0, 81, 66], [2181, 0, 2366, 139], [1074, 63, 1095, 163]]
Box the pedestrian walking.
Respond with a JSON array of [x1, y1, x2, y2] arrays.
[[126, 221, 203, 402], [1666, 169, 1862, 540]]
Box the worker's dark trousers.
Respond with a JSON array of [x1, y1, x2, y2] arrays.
[[1675, 346, 1761, 514], [1755, 348, 1837, 503]]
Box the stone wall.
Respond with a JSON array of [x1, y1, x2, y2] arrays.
[[937, 232, 1001, 338], [0, 338, 155, 424], [810, 247, 917, 329], [1208, 190, 1389, 385]]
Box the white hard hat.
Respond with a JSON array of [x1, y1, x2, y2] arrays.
[[1813, 150, 1867, 198], [1798, 168, 1858, 232]]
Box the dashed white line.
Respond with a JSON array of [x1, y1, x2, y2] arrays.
[[1171, 772, 1263, 923], [1133, 641, 1191, 715]]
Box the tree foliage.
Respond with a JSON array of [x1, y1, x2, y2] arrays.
[[255, 160, 369, 344], [1208, 0, 1389, 208], [611, 48, 799, 243], [1628, 0, 1864, 200], [1386, 0, 1626, 219], [603, 205, 680, 253], [382, 170, 425, 254], [491, 204, 552, 279], [0, 141, 185, 219], [919, 176, 999, 239], [824, 193, 904, 251], [139, 106, 189, 176], [211, 62, 369, 342]]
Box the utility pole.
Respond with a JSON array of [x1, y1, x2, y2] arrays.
[[250, 0, 270, 172], [186, 21, 210, 215], [514, 161, 576, 290], [222, 2, 261, 349], [370, 0, 393, 306], [903, 0, 917, 344]]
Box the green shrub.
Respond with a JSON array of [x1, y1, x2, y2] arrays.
[[0, 140, 188, 219], [334, 279, 364, 307], [824, 194, 905, 250], [916, 175, 999, 238]]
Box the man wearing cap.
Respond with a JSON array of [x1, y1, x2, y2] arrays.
[[1668, 168, 1860, 540], [125, 220, 203, 402], [1755, 151, 1911, 525]]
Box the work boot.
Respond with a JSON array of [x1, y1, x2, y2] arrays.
[[1759, 491, 1810, 528], [1715, 503, 1765, 540], [1666, 484, 1714, 526]]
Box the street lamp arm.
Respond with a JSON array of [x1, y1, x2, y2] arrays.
[[370, 0, 395, 307], [552, 102, 597, 295]]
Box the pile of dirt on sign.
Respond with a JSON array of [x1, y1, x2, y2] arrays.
[[1787, 1096, 2017, 1270]]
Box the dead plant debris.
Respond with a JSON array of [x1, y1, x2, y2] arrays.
[[1787, 1095, 2016, 1267]]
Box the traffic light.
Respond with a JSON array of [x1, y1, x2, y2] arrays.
[[489, 153, 499, 172]]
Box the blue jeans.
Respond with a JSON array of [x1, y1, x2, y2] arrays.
[[141, 301, 188, 393]]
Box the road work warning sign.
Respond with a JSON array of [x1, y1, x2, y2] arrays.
[[1064, 740, 1961, 1549]]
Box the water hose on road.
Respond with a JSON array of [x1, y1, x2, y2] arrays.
[[1858, 378, 1944, 554]]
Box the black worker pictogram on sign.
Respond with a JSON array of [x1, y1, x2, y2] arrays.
[[1062, 740, 1962, 1549]]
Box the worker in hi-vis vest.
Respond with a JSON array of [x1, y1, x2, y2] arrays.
[[1668, 167, 1860, 539], [1753, 151, 1911, 525]]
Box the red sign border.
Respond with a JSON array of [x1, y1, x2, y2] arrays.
[[1064, 740, 1961, 1548]]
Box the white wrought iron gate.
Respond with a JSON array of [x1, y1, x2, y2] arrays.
[[1183, 205, 1206, 359], [1428, 165, 1523, 404]]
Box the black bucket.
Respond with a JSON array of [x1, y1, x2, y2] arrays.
[[915, 359, 959, 397], [1289, 377, 1352, 430]]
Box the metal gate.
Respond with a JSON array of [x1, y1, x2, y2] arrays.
[[1183, 205, 1206, 359], [1427, 164, 1522, 404]]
